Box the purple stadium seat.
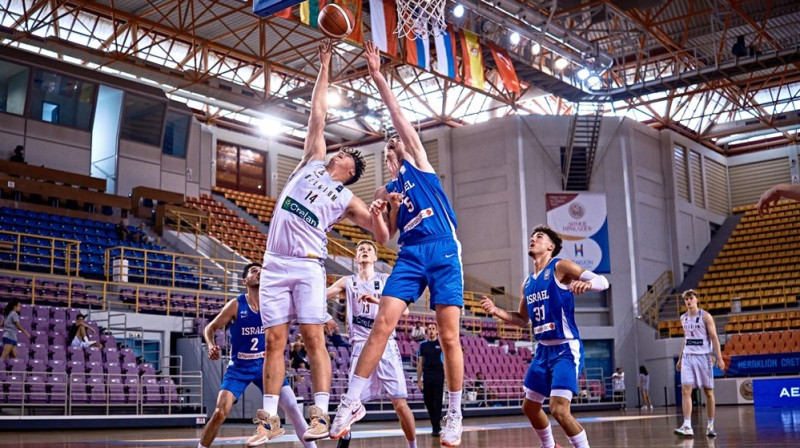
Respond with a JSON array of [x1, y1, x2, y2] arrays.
[[48, 359, 67, 373], [100, 334, 117, 349], [105, 362, 121, 375], [30, 343, 47, 360], [108, 375, 126, 403], [142, 375, 162, 404], [28, 358, 48, 372], [15, 330, 30, 346], [51, 331, 67, 347], [86, 362, 103, 374], [159, 378, 179, 404], [123, 376, 139, 400], [31, 317, 49, 333], [29, 330, 45, 345], [27, 374, 48, 403], [139, 363, 156, 375], [51, 307, 66, 321], [46, 372, 68, 403], [48, 345, 67, 361], [68, 346, 84, 362], [67, 360, 85, 375], [7, 357, 25, 372], [119, 348, 136, 364], [32, 305, 50, 319], [87, 347, 102, 363], [5, 372, 24, 403], [70, 374, 89, 404], [51, 318, 67, 333], [121, 362, 138, 374], [88, 376, 106, 403]]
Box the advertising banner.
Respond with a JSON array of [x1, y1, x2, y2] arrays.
[[546, 193, 610, 273]]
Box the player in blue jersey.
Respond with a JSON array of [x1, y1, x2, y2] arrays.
[[198, 263, 316, 448], [331, 41, 466, 447], [480, 225, 609, 448]]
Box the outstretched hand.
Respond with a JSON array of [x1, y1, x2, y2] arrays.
[[319, 39, 333, 66], [480, 295, 498, 316], [364, 40, 381, 74], [369, 199, 388, 216], [569, 280, 592, 295], [757, 185, 781, 217]]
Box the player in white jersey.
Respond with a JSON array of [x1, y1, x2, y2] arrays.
[[674, 289, 724, 438], [257, 40, 387, 443], [325, 240, 416, 448]]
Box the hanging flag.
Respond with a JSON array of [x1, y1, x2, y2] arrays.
[[274, 7, 293, 19], [460, 29, 485, 90], [488, 42, 520, 93], [368, 0, 398, 57], [300, 0, 325, 27], [405, 30, 430, 70], [433, 25, 458, 79], [337, 0, 364, 44]]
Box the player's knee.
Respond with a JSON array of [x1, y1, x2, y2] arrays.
[[549, 402, 571, 422], [392, 398, 410, 412], [210, 406, 229, 422]]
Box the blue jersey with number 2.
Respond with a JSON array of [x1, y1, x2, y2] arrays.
[[386, 160, 457, 246], [524, 258, 580, 341]]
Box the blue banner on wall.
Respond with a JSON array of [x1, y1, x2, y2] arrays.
[[726, 353, 800, 376], [753, 378, 800, 408]]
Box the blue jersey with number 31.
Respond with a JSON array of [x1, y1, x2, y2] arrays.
[[524, 258, 580, 341], [386, 160, 458, 246]]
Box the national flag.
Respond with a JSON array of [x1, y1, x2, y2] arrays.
[[300, 0, 325, 27], [405, 29, 430, 70], [488, 42, 520, 93], [460, 29, 485, 90], [337, 0, 364, 44], [433, 25, 457, 79], [369, 0, 398, 57], [274, 7, 293, 19]]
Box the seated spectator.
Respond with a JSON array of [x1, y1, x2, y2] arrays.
[[325, 321, 350, 348], [132, 222, 151, 244], [410, 322, 425, 341], [67, 314, 102, 349], [289, 341, 308, 370], [473, 371, 493, 406], [9, 145, 25, 164], [116, 218, 130, 242]]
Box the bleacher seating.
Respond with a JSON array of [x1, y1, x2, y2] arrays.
[[184, 195, 265, 262], [723, 330, 800, 356]]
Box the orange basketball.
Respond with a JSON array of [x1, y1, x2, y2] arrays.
[[317, 4, 354, 40]]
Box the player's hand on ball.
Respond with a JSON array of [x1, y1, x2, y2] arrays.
[[569, 280, 591, 295], [208, 344, 220, 360], [387, 193, 403, 209], [480, 295, 497, 316], [318, 39, 333, 65]]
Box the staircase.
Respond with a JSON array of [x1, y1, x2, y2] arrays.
[[562, 102, 603, 191]]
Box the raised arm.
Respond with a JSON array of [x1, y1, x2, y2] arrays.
[[344, 196, 391, 245], [555, 259, 609, 295], [326, 276, 347, 300], [364, 41, 432, 172], [757, 183, 800, 216], [480, 291, 530, 328], [203, 299, 238, 360], [296, 40, 334, 173]]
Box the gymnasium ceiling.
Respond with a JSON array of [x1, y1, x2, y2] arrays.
[[1, 0, 799, 154]]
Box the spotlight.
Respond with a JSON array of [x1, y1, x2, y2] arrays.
[[587, 75, 602, 89], [258, 117, 282, 136], [509, 32, 520, 46], [576, 68, 590, 80], [554, 58, 569, 70], [453, 4, 465, 18], [328, 89, 342, 107], [531, 42, 541, 55]]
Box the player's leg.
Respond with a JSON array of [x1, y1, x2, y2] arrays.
[[549, 341, 589, 447], [702, 387, 716, 437], [436, 304, 464, 447], [523, 350, 558, 448], [278, 380, 317, 448], [676, 383, 695, 436], [392, 398, 417, 448], [378, 341, 417, 447], [330, 296, 409, 438], [299, 322, 332, 440], [198, 390, 236, 448]]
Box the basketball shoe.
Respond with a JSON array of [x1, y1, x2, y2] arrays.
[[330, 396, 366, 439], [674, 424, 694, 436], [303, 405, 331, 441], [245, 409, 284, 446], [706, 423, 716, 437], [440, 410, 463, 447]]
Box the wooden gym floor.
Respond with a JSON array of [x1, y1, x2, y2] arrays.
[[1, 406, 797, 447]]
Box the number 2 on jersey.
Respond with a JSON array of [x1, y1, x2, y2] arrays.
[[250, 337, 259, 352]]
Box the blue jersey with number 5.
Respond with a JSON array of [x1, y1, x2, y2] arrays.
[[228, 294, 265, 368], [524, 258, 580, 341], [386, 160, 458, 246]]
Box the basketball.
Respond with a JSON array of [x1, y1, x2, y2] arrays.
[[317, 4, 354, 40]]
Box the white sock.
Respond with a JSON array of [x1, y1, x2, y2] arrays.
[[263, 394, 280, 416], [535, 424, 555, 448], [314, 392, 330, 414], [407, 439, 417, 448], [708, 418, 714, 426], [344, 375, 368, 403], [567, 429, 590, 448], [448, 390, 462, 414], [683, 418, 692, 428], [342, 432, 352, 440], [197, 444, 208, 448], [279, 385, 311, 445]]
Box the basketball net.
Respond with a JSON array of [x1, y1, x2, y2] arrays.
[[395, 0, 446, 39]]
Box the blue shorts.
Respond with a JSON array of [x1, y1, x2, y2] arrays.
[[382, 237, 463, 310], [220, 363, 289, 400], [2, 337, 17, 346], [524, 340, 584, 396]]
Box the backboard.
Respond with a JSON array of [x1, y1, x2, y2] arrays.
[[253, 0, 304, 18]]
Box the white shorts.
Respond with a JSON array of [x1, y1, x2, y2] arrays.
[[259, 253, 328, 328], [349, 339, 408, 401], [681, 354, 714, 389]]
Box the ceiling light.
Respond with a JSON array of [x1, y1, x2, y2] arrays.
[[509, 32, 520, 45], [328, 89, 342, 107], [587, 75, 602, 89], [258, 117, 282, 136], [554, 58, 569, 70], [453, 4, 465, 18], [531, 42, 541, 55], [576, 68, 590, 80]]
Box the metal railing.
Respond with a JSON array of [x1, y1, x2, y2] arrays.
[[0, 230, 81, 276]]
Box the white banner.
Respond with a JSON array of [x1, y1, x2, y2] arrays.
[[546, 193, 610, 273]]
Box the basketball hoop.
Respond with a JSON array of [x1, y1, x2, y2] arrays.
[[395, 0, 446, 39]]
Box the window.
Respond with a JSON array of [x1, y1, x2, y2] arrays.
[[162, 111, 191, 158], [0, 60, 29, 116], [28, 69, 96, 130], [120, 93, 165, 146]]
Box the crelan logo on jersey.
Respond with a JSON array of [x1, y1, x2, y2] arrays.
[[282, 197, 319, 227]]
